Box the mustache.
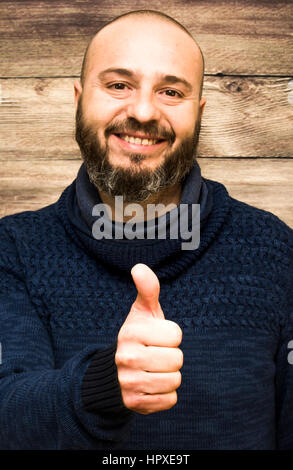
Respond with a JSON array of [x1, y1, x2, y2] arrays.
[[104, 117, 176, 144]]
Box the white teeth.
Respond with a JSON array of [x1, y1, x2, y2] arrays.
[[121, 135, 158, 145]]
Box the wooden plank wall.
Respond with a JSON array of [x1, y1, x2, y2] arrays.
[[0, 0, 292, 226]]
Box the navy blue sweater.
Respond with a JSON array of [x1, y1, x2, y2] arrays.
[[0, 167, 292, 450]]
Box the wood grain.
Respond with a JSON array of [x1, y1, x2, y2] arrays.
[[1, 76, 292, 159], [200, 158, 293, 227], [0, 78, 76, 159], [0, 0, 292, 77], [0, 158, 292, 228]]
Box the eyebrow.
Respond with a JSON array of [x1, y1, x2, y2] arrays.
[[97, 68, 193, 91], [98, 68, 135, 80], [161, 75, 193, 92]]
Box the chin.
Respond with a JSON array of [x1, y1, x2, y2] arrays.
[[109, 155, 157, 172]]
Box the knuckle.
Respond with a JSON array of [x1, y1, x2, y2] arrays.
[[118, 323, 137, 342], [115, 350, 124, 367], [132, 394, 145, 410], [124, 393, 144, 411], [122, 393, 135, 410], [115, 350, 137, 368], [117, 372, 131, 390], [118, 370, 142, 391]]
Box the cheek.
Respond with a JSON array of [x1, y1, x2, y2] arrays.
[[173, 120, 196, 142], [82, 90, 118, 124], [168, 106, 198, 141]]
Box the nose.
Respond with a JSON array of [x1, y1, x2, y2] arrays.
[[127, 89, 160, 122]]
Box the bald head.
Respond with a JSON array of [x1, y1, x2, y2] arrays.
[[80, 10, 205, 98]]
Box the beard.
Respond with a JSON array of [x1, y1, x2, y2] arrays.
[[75, 98, 202, 203]]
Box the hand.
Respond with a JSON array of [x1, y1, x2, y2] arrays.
[[115, 263, 183, 415]]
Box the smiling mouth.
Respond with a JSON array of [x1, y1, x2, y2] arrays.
[[115, 133, 165, 146]]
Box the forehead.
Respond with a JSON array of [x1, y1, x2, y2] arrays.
[[86, 18, 202, 85]]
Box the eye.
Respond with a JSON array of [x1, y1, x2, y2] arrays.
[[109, 83, 128, 90], [106, 81, 132, 99], [114, 83, 126, 90], [164, 89, 182, 98]]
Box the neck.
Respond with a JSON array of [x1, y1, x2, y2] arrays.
[[98, 183, 182, 223]]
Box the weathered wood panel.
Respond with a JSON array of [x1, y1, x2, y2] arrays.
[[200, 158, 293, 227], [0, 78, 76, 159], [0, 158, 292, 228], [1, 76, 292, 159], [0, 0, 292, 77]]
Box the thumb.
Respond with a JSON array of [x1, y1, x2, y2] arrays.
[[130, 263, 165, 319]]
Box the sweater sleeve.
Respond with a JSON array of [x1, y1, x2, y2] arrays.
[[81, 344, 129, 416], [0, 222, 133, 450]]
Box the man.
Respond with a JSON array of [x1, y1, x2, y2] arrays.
[[0, 10, 292, 450]]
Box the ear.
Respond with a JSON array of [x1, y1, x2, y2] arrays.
[[74, 80, 83, 110], [199, 97, 206, 118]]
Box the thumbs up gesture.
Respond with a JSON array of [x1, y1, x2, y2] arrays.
[[115, 263, 183, 415]]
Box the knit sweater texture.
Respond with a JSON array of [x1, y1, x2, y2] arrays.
[[0, 165, 292, 450]]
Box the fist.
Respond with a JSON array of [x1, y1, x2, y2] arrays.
[[115, 263, 183, 415]]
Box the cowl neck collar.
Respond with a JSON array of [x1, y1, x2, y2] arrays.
[[55, 162, 231, 281]]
